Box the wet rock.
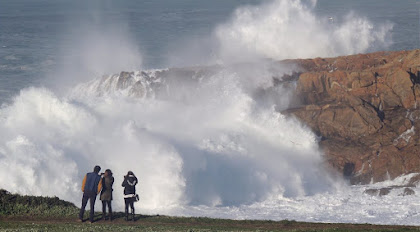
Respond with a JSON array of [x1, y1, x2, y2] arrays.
[[364, 189, 379, 196], [285, 49, 420, 184], [379, 188, 392, 196], [129, 81, 146, 98], [365, 186, 415, 197], [408, 174, 420, 186], [117, 72, 135, 90], [402, 188, 415, 196]]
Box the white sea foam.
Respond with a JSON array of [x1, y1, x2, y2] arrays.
[[173, 174, 420, 225], [215, 0, 393, 62], [3, 67, 420, 225], [0, 0, 412, 226], [0, 66, 338, 212]]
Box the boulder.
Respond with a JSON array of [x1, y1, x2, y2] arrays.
[[283, 49, 420, 184], [402, 188, 415, 196], [117, 71, 135, 90]]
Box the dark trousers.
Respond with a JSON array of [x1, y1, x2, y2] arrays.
[[124, 197, 135, 215], [79, 191, 97, 222], [102, 200, 112, 217]]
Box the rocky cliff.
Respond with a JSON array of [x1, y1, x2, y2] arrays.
[[86, 49, 419, 185], [284, 49, 420, 184]]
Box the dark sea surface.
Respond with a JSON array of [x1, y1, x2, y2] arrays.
[[0, 0, 418, 103]]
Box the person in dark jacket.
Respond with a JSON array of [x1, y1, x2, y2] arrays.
[[79, 165, 102, 223], [122, 171, 138, 221], [100, 169, 114, 221]]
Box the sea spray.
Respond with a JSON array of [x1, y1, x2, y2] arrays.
[[0, 0, 394, 217], [0, 63, 337, 212], [47, 23, 143, 96], [214, 0, 393, 62]]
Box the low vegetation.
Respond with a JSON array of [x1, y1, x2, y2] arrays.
[[0, 189, 418, 231], [0, 189, 78, 217]]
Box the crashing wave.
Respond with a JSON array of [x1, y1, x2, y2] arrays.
[[70, 69, 166, 99]]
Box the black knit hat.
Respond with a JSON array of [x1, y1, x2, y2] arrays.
[[94, 165, 101, 173]]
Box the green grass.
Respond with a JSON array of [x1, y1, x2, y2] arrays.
[[0, 215, 418, 232], [0, 189, 79, 217], [0, 189, 418, 232], [0, 220, 418, 232]]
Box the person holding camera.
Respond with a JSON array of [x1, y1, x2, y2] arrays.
[[79, 165, 103, 223], [122, 171, 138, 221], [100, 169, 114, 221]]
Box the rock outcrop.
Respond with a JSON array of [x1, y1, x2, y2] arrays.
[[81, 49, 419, 185], [284, 49, 420, 184]]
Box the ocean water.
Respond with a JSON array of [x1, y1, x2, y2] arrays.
[[0, 0, 420, 225], [0, 0, 418, 103]]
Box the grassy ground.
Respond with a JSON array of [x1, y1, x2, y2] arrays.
[[1, 215, 419, 232], [0, 189, 419, 231], [0, 189, 78, 217]]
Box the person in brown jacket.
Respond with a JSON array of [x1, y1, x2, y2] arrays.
[[100, 169, 114, 221]]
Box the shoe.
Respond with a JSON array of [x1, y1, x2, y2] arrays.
[[77, 219, 83, 223]]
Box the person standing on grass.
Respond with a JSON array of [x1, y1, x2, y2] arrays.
[[79, 165, 102, 223], [122, 171, 138, 221], [100, 169, 114, 221]]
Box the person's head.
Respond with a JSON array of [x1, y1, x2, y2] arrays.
[[105, 169, 112, 177], [127, 171, 134, 176], [93, 165, 101, 174]]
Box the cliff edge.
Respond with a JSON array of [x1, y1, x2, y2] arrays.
[[285, 49, 420, 184]]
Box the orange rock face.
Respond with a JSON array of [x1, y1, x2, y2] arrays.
[[284, 49, 420, 184]]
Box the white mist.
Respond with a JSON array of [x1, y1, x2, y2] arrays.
[[0, 0, 410, 225]]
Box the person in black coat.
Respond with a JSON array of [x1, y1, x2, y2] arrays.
[[122, 171, 138, 221]]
